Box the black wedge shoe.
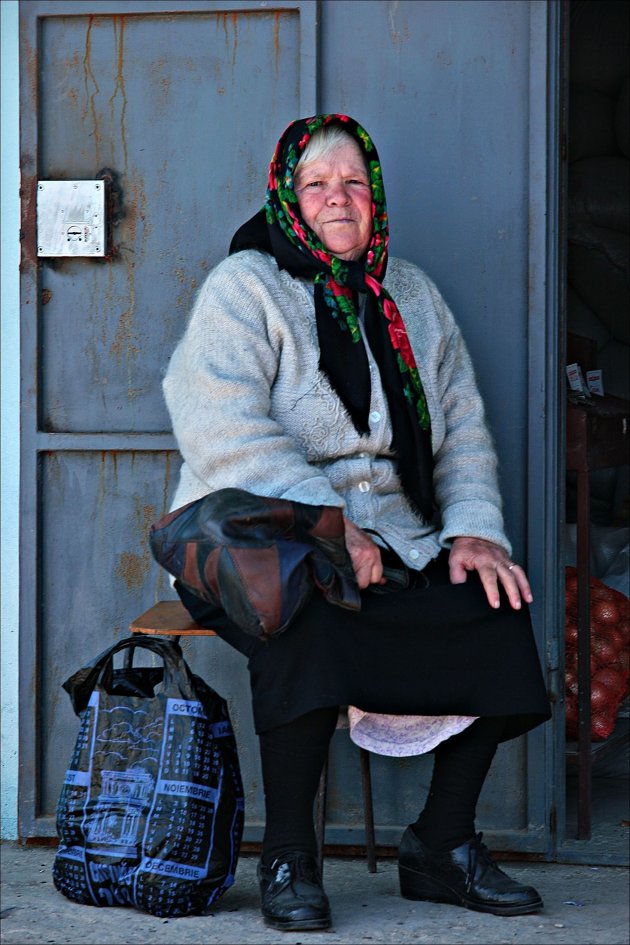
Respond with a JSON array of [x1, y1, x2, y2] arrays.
[[258, 851, 332, 931], [398, 827, 543, 916]]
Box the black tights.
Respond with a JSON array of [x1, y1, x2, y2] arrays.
[[259, 706, 339, 864], [411, 713, 507, 851], [259, 707, 507, 864]]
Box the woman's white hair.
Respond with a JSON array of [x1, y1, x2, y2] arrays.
[[295, 124, 366, 174]]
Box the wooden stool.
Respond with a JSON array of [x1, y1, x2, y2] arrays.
[[130, 600, 377, 873]]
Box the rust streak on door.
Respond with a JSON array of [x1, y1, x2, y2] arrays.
[[83, 16, 102, 167], [110, 16, 128, 172]]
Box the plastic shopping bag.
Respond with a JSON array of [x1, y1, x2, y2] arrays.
[[52, 635, 244, 917]]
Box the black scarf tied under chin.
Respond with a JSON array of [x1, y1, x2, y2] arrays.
[[229, 113, 435, 523]]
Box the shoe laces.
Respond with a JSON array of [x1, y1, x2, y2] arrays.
[[270, 851, 320, 890], [465, 832, 495, 893]]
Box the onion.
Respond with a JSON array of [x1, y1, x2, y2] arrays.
[[591, 599, 620, 625], [565, 622, 579, 647], [565, 699, 578, 725], [590, 681, 609, 711], [591, 714, 613, 741], [616, 650, 629, 674], [593, 667, 626, 693], [565, 672, 579, 696], [591, 637, 617, 666], [605, 628, 624, 652]]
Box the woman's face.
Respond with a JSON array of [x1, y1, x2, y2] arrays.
[[294, 140, 373, 261]]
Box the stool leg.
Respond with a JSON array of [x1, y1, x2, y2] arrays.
[[359, 748, 377, 872], [314, 757, 328, 878]]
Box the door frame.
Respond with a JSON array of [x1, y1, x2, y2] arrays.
[[524, 0, 568, 863]]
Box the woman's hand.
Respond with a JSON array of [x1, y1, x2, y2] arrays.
[[448, 536, 533, 610], [343, 517, 385, 589]]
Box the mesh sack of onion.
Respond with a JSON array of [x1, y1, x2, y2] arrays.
[[565, 565, 630, 741]]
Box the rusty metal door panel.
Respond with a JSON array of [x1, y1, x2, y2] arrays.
[[314, 0, 555, 854], [37, 450, 262, 822], [19, 0, 316, 839], [38, 9, 300, 433]]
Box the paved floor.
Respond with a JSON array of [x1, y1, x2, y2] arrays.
[[1, 843, 628, 945]]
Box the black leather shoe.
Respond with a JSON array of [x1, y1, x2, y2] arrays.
[[398, 828, 543, 916], [258, 851, 332, 930]]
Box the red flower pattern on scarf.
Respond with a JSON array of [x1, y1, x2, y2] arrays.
[[383, 298, 417, 370]]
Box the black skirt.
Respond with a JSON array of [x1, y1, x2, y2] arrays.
[[176, 550, 551, 741]]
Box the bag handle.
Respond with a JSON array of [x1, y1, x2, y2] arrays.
[[96, 637, 183, 687], [62, 635, 190, 716]]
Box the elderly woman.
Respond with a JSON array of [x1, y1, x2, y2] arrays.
[[163, 114, 551, 932]]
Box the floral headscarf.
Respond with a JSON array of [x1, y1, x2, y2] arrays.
[[230, 114, 434, 521]]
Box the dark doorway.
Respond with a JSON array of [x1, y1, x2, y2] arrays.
[[562, 0, 629, 863]]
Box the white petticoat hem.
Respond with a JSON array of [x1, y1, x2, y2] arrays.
[[347, 706, 478, 757]]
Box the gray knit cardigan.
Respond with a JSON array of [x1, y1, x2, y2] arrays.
[[163, 249, 511, 571]]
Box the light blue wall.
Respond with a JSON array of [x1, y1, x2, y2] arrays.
[[1, 0, 20, 840]]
